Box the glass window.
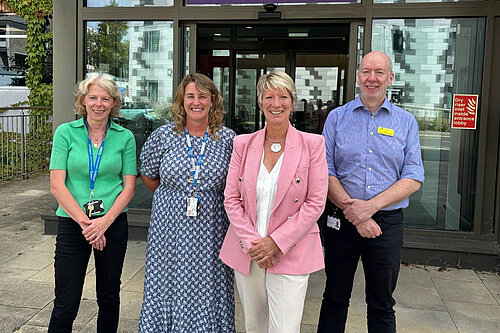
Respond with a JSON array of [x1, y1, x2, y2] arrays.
[[186, 1, 359, 6], [146, 30, 160, 52], [374, 0, 482, 3], [86, 20, 174, 209], [183, 26, 190, 76], [86, 0, 173, 7], [372, 18, 485, 232], [0, 13, 28, 87]]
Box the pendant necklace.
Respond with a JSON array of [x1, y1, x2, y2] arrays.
[[265, 135, 286, 153], [89, 129, 105, 148]]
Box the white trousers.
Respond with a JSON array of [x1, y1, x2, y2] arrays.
[[234, 261, 310, 333]]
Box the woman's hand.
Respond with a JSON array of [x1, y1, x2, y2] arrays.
[[77, 218, 107, 250], [249, 236, 281, 268], [91, 235, 107, 251], [82, 215, 112, 244]]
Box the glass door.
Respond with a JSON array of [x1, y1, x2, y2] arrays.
[[234, 52, 286, 134], [293, 53, 349, 134]]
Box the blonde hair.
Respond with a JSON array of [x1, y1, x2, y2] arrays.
[[171, 73, 225, 140], [257, 71, 297, 108], [74, 73, 121, 117]]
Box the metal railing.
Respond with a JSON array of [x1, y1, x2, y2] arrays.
[[0, 107, 52, 181]]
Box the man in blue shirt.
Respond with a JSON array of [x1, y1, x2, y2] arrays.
[[317, 51, 425, 333]]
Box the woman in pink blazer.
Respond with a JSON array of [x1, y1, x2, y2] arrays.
[[219, 71, 328, 333]]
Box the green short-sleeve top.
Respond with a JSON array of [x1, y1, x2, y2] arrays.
[[49, 117, 137, 218]]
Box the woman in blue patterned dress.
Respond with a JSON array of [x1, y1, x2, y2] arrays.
[[138, 73, 236, 332]]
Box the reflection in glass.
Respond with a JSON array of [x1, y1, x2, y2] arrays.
[[374, 0, 481, 3], [87, 0, 173, 7], [86, 20, 174, 209], [294, 54, 345, 133], [372, 18, 485, 232], [354, 25, 364, 97], [0, 15, 29, 86], [234, 53, 286, 134], [183, 26, 190, 76]]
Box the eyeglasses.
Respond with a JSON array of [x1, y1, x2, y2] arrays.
[[85, 72, 116, 81]]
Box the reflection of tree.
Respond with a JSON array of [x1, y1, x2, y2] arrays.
[[87, 19, 129, 79]]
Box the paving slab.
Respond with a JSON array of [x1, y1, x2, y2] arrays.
[[0, 304, 39, 333], [12, 324, 48, 332], [3, 250, 54, 271], [124, 241, 147, 261], [122, 267, 145, 293], [235, 300, 245, 333], [444, 299, 500, 333], [398, 264, 435, 289], [30, 237, 56, 253], [119, 290, 143, 320], [345, 313, 367, 332], [120, 259, 145, 280], [0, 239, 40, 265], [394, 280, 446, 311], [307, 270, 326, 300], [0, 266, 38, 291], [428, 267, 481, 282], [0, 280, 54, 309], [78, 316, 140, 333], [433, 278, 498, 305], [302, 299, 321, 325], [29, 263, 54, 283], [476, 271, 500, 304], [27, 299, 97, 331], [395, 306, 458, 333]]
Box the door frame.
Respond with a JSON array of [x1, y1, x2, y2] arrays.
[[183, 20, 363, 131]]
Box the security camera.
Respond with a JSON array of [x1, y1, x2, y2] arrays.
[[264, 3, 277, 12]]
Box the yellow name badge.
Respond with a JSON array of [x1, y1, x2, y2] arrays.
[[377, 127, 394, 136]]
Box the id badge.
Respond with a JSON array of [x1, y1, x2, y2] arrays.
[[84, 199, 104, 217], [327, 215, 341, 230], [186, 197, 198, 217]]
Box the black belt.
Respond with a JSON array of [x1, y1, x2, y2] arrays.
[[373, 208, 402, 217]]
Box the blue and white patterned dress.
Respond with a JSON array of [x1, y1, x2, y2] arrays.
[[138, 123, 236, 333]]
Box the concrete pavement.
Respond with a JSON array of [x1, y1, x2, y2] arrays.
[[1, 173, 499, 332]]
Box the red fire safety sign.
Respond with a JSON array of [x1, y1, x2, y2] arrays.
[[451, 94, 478, 129]]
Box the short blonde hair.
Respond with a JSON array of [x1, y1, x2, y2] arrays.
[[74, 73, 121, 117], [257, 71, 297, 108], [171, 73, 225, 140]]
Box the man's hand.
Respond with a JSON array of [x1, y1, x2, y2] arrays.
[[354, 218, 382, 238], [343, 198, 378, 225]]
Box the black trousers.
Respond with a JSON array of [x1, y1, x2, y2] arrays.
[[317, 209, 403, 333], [48, 213, 128, 333]]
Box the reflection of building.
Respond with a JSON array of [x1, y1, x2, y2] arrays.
[[372, 19, 456, 119], [0, 10, 27, 86], [128, 21, 174, 105]]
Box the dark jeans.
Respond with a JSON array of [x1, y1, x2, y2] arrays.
[[317, 209, 403, 333], [48, 213, 128, 333]]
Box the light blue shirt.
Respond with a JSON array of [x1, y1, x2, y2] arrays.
[[322, 96, 425, 210]]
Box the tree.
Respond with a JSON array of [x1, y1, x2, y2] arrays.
[[87, 21, 129, 78]]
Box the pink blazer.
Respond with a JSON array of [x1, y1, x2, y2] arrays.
[[219, 124, 328, 275]]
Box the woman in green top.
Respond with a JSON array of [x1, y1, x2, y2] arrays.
[[48, 73, 137, 333]]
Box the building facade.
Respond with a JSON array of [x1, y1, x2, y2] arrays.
[[53, 0, 500, 270]]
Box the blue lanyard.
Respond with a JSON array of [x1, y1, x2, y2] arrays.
[[86, 120, 109, 197], [185, 126, 208, 188]]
